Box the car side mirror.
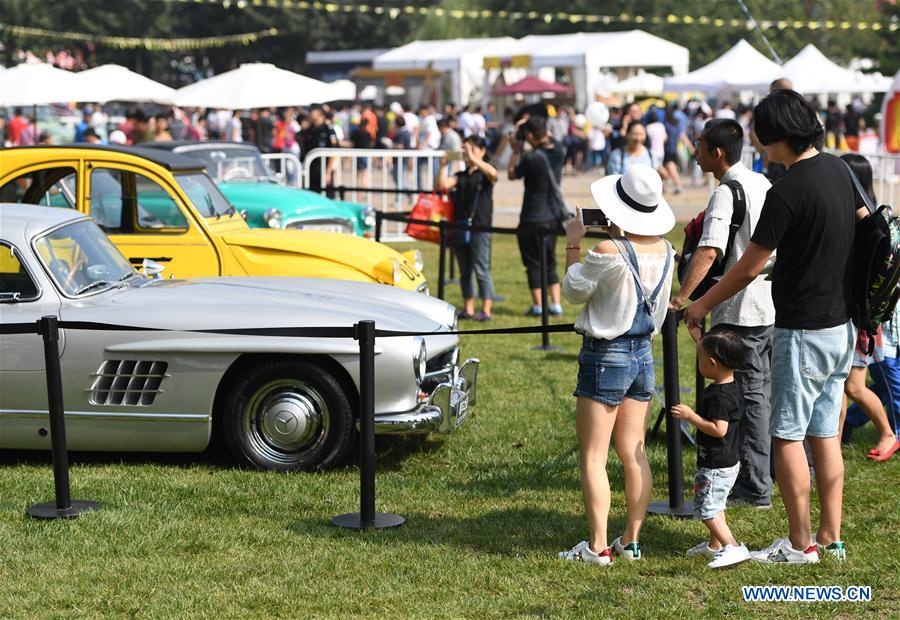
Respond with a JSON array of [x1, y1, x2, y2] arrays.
[[142, 259, 166, 279]]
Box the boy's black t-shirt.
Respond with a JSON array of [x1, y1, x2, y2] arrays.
[[697, 381, 743, 469], [750, 152, 856, 329]]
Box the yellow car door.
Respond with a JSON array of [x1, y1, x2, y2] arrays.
[[84, 163, 222, 278]]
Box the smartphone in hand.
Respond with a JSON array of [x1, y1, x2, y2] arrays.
[[581, 208, 609, 227]]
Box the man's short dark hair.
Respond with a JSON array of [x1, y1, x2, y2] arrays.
[[701, 119, 744, 165], [437, 117, 450, 129], [524, 115, 546, 139], [309, 104, 324, 114], [753, 89, 824, 155], [701, 328, 746, 370]]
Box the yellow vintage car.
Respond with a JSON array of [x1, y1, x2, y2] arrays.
[[0, 146, 428, 291]]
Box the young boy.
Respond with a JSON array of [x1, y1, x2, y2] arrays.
[[672, 329, 750, 568]]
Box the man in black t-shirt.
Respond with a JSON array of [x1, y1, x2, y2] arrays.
[[686, 89, 857, 565], [298, 104, 338, 197], [508, 115, 565, 317]]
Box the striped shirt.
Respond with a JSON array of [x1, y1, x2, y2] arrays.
[[697, 162, 775, 328]]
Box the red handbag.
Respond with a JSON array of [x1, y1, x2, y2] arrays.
[[406, 192, 453, 244]]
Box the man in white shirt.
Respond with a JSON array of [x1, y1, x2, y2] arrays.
[[671, 118, 776, 508]]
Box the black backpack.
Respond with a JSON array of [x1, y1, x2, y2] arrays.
[[845, 160, 900, 345], [677, 180, 747, 301]]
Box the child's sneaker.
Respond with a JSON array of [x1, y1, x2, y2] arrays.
[[707, 543, 751, 569], [813, 535, 846, 561], [612, 536, 642, 561], [558, 540, 612, 566], [686, 541, 718, 559], [750, 537, 819, 564]]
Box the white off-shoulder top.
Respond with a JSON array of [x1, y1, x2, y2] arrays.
[[562, 244, 674, 340]]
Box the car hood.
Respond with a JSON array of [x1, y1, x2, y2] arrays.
[[221, 228, 412, 272], [65, 277, 453, 333], [217, 181, 364, 219]]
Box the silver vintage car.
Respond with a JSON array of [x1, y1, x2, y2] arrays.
[[0, 205, 478, 472]]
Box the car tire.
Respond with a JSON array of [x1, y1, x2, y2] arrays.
[[220, 359, 355, 472]]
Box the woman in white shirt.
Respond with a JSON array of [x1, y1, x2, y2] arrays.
[[558, 164, 675, 566]]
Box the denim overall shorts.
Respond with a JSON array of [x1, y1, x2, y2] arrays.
[[574, 238, 671, 407]]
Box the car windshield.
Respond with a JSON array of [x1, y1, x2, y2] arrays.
[[175, 173, 234, 218], [35, 219, 135, 296], [181, 147, 275, 182]]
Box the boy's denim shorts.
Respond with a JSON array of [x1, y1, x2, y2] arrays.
[[574, 335, 654, 407], [770, 321, 855, 441], [694, 463, 740, 520]]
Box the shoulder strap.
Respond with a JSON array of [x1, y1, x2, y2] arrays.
[[840, 158, 876, 216], [721, 179, 747, 267], [534, 147, 567, 206], [611, 238, 673, 315]]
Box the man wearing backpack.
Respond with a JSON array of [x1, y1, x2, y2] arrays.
[[686, 89, 861, 564], [671, 119, 775, 509]]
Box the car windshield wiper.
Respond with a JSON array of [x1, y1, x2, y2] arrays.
[[73, 280, 116, 296]]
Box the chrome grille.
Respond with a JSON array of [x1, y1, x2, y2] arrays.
[[90, 360, 169, 406], [286, 219, 355, 234]]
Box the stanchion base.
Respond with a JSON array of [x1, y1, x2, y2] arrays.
[[331, 511, 405, 530], [27, 500, 100, 520], [531, 345, 561, 352], [647, 500, 694, 519]]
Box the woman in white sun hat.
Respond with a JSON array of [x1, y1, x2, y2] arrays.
[[558, 164, 675, 566]]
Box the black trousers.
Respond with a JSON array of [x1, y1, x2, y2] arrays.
[[517, 219, 559, 290]]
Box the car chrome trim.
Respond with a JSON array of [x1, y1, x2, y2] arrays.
[[0, 240, 43, 303], [0, 409, 209, 423]]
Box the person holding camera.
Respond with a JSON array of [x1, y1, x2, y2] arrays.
[[558, 164, 675, 566], [437, 136, 498, 321], [508, 115, 565, 317]]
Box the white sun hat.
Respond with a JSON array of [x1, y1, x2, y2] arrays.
[[589, 164, 675, 236]]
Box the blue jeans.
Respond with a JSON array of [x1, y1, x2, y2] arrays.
[[770, 322, 855, 441], [846, 356, 900, 436], [574, 336, 654, 406], [694, 463, 740, 520]]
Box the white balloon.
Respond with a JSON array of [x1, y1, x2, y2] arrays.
[[586, 101, 609, 127], [574, 114, 587, 128]]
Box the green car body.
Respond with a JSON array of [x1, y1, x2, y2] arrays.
[[145, 141, 375, 237]]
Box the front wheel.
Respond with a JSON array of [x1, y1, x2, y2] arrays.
[[219, 359, 355, 472]]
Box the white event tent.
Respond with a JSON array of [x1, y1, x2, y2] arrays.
[[664, 39, 781, 94], [173, 63, 335, 109], [71, 64, 175, 104], [372, 37, 516, 107], [0, 62, 80, 106], [609, 71, 665, 96], [749, 44, 893, 94]]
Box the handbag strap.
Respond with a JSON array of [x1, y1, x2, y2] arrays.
[[840, 158, 876, 216]]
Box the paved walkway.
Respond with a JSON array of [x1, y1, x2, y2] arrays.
[[491, 169, 710, 227]]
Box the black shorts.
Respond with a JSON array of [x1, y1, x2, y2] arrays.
[[663, 150, 679, 164]]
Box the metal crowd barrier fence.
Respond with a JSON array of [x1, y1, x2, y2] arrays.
[[261, 152, 304, 187], [1, 309, 696, 527]]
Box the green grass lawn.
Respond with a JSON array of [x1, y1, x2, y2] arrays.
[[1, 234, 898, 618]]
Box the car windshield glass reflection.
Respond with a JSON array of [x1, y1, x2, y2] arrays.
[[35, 220, 136, 296], [186, 147, 274, 182], [175, 173, 234, 218]]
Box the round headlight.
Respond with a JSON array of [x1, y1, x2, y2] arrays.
[[413, 338, 427, 385], [363, 205, 376, 228], [264, 207, 283, 228]]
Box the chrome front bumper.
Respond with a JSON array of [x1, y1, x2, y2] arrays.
[[373, 358, 479, 435]]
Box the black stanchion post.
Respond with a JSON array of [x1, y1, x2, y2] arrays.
[[27, 315, 100, 520], [648, 310, 693, 518], [695, 318, 706, 413], [332, 321, 404, 530], [437, 221, 447, 300], [532, 227, 559, 352], [374, 210, 383, 243]]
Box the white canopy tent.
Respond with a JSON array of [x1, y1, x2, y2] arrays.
[[173, 63, 335, 109], [748, 44, 893, 94], [609, 71, 665, 96], [525, 31, 689, 109], [372, 37, 516, 107], [323, 79, 357, 101], [664, 39, 781, 94], [71, 64, 174, 104], [0, 62, 80, 106]]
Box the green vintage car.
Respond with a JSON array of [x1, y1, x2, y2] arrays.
[[145, 141, 375, 236]]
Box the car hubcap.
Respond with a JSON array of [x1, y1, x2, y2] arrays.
[[244, 379, 330, 465]]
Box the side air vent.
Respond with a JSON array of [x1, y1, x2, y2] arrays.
[[90, 360, 169, 406]]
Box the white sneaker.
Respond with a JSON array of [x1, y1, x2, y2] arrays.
[[612, 536, 642, 561], [558, 540, 612, 565], [708, 543, 751, 569], [751, 537, 819, 564], [813, 534, 847, 561], [687, 541, 718, 559]]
